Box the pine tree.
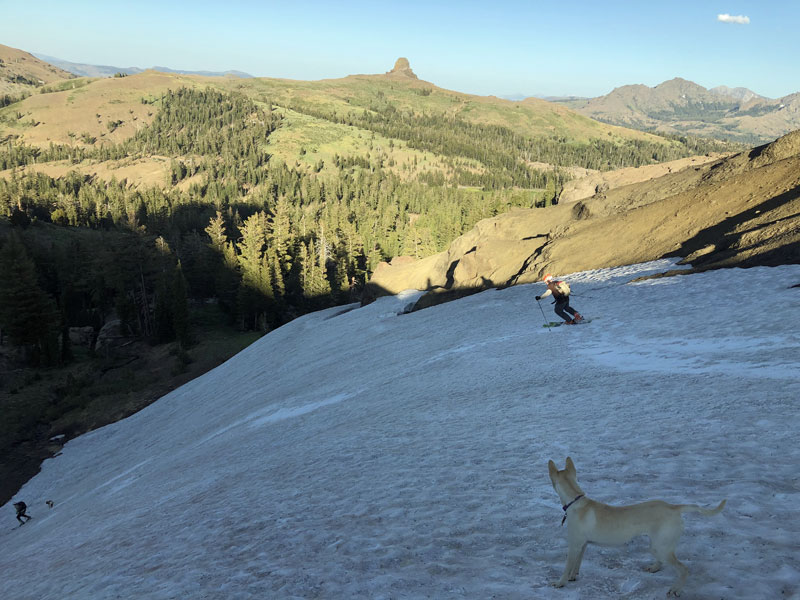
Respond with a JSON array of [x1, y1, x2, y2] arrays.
[[153, 278, 174, 343], [0, 234, 61, 364], [171, 263, 190, 347], [268, 196, 294, 278], [205, 211, 228, 250], [266, 247, 285, 299], [237, 211, 269, 289], [301, 239, 331, 300], [215, 241, 241, 315]]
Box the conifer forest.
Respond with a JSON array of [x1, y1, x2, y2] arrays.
[[0, 86, 734, 364]]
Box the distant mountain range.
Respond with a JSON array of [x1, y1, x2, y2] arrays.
[[708, 85, 765, 103], [30, 52, 253, 79], [550, 78, 800, 145]]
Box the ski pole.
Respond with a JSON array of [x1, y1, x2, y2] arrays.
[[536, 298, 550, 330]]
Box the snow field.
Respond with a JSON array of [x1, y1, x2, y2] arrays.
[[1, 260, 798, 599]]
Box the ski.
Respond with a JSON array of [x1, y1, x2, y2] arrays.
[[543, 319, 593, 328]]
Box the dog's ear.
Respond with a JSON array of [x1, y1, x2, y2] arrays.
[[565, 457, 576, 475], [548, 460, 557, 478]]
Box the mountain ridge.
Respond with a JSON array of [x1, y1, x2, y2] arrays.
[[17, 45, 798, 145], [3, 48, 708, 189], [709, 85, 765, 103], [31, 51, 253, 79], [557, 77, 800, 145]]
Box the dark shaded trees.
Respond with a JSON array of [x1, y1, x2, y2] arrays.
[[0, 233, 61, 364]]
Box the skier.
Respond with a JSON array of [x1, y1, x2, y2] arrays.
[[13, 501, 32, 525], [536, 273, 583, 324]]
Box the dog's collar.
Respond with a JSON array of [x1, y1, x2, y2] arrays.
[[561, 494, 584, 526]]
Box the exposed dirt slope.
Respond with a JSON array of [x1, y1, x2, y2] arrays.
[[0, 43, 74, 95], [367, 131, 800, 303], [1, 70, 195, 147], [0, 156, 174, 189], [558, 153, 729, 204]]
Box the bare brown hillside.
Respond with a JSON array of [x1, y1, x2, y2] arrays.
[[0, 43, 74, 95], [558, 153, 730, 204], [2, 70, 196, 147], [367, 130, 800, 304]]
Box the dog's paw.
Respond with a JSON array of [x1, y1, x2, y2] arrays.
[[551, 580, 566, 588], [666, 587, 682, 597]]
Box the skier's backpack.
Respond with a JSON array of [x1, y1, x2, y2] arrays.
[[554, 280, 570, 296]]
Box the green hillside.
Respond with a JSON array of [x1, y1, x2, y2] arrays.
[[0, 59, 741, 336]]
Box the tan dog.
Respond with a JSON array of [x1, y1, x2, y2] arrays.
[[548, 457, 725, 597]]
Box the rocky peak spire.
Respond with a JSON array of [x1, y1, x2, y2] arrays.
[[387, 57, 418, 79]]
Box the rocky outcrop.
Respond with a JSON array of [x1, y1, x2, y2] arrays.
[[366, 130, 800, 306], [558, 154, 725, 204], [365, 205, 570, 300], [68, 326, 95, 348], [386, 57, 418, 79], [94, 319, 134, 355]]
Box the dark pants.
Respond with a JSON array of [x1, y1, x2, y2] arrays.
[[554, 296, 579, 322], [15, 504, 31, 524]]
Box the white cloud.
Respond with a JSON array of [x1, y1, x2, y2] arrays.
[[718, 13, 750, 25]]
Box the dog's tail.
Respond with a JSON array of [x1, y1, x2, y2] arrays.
[[679, 499, 726, 516]]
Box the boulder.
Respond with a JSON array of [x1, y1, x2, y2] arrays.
[[94, 320, 133, 355], [68, 326, 95, 348]]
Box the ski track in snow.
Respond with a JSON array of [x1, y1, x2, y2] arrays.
[[1, 260, 799, 600]]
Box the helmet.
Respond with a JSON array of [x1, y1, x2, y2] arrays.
[[543, 273, 554, 283]]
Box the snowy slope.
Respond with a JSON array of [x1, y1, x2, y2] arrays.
[[2, 260, 799, 600]]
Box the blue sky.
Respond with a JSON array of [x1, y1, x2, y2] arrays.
[[1, 0, 797, 98]]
